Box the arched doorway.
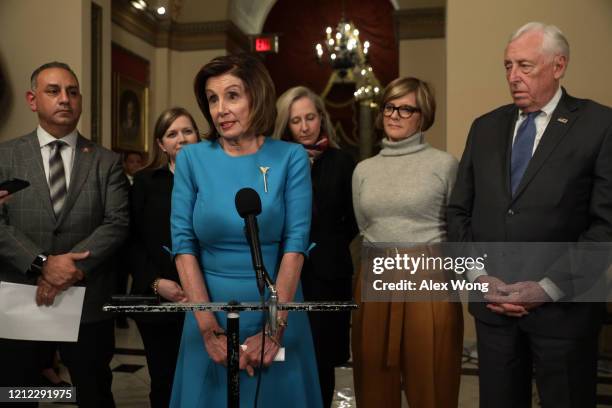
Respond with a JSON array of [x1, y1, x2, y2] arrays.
[[261, 0, 398, 159]]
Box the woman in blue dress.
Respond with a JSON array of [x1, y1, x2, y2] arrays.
[[170, 54, 323, 408]]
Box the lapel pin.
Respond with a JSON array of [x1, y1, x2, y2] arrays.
[[557, 117, 568, 124], [259, 166, 270, 193]]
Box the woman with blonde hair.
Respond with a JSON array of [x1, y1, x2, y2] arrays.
[[352, 77, 463, 408], [274, 86, 358, 407], [274, 86, 339, 157]]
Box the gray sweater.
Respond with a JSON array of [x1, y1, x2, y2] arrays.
[[352, 132, 458, 243]]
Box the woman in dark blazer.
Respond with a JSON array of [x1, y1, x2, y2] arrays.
[[130, 107, 200, 408], [274, 86, 358, 408]]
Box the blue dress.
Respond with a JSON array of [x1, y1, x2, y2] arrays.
[[170, 138, 323, 408]]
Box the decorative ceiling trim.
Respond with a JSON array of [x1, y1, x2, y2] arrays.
[[229, 0, 277, 35], [111, 0, 250, 52], [393, 7, 445, 40]]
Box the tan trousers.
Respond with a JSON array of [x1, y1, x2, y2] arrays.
[[352, 271, 463, 408]]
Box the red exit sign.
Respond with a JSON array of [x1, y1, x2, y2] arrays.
[[252, 35, 278, 53]]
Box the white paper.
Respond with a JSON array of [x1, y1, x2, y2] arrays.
[[239, 344, 285, 361], [0, 281, 85, 342], [274, 347, 285, 362]]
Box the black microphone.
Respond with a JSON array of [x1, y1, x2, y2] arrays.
[[235, 188, 266, 296]]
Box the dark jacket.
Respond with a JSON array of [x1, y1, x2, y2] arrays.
[[447, 89, 612, 337], [304, 147, 358, 282], [130, 166, 180, 295]]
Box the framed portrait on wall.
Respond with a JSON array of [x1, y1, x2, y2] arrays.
[[113, 73, 148, 152]]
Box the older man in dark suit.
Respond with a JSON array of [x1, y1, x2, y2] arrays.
[[0, 62, 129, 407], [447, 23, 612, 408]]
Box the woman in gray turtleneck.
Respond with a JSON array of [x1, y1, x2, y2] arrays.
[[351, 77, 463, 408]]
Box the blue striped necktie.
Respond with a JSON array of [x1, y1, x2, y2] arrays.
[[510, 111, 540, 196], [48, 140, 67, 218]]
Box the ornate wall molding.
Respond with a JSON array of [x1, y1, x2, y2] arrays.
[[111, 0, 250, 52], [394, 7, 445, 40]]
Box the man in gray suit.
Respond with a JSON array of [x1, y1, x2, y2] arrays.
[[0, 62, 129, 407]]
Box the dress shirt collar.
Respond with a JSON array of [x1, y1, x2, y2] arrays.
[[37, 125, 78, 149], [539, 86, 562, 118], [519, 86, 562, 119]]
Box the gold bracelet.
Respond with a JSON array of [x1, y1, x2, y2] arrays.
[[151, 278, 160, 295]]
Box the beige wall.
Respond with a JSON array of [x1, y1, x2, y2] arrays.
[[79, 0, 92, 140], [152, 48, 171, 129], [168, 49, 225, 134], [93, 0, 113, 149], [447, 0, 612, 159], [399, 38, 446, 151], [175, 0, 229, 23], [111, 24, 156, 62], [0, 0, 93, 141]]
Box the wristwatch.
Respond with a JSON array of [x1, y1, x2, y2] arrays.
[[30, 253, 49, 273]]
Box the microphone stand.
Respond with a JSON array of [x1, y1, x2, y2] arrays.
[[243, 219, 279, 336], [253, 265, 279, 336]]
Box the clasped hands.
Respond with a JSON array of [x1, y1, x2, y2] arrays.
[[36, 251, 90, 306], [202, 324, 284, 376], [478, 275, 552, 317]]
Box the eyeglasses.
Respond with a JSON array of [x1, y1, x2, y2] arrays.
[[382, 104, 420, 119]]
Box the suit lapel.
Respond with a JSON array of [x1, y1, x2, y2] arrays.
[[22, 132, 56, 220], [511, 91, 579, 202], [57, 134, 95, 226], [500, 107, 518, 199]]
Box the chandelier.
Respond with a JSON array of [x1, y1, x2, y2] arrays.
[[316, 19, 369, 75], [315, 18, 381, 103], [354, 64, 381, 102]]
